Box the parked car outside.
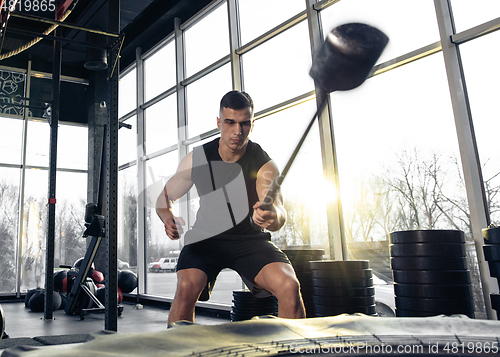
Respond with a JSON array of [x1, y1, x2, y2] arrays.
[[118, 259, 130, 269], [148, 257, 177, 273], [372, 272, 396, 316]]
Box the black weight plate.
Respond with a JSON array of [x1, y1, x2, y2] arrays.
[[232, 302, 276, 310], [395, 296, 474, 314], [312, 295, 375, 306], [231, 303, 277, 311], [394, 283, 472, 298], [390, 256, 467, 270], [389, 230, 465, 244], [395, 309, 473, 318], [488, 261, 500, 277], [390, 243, 465, 257], [286, 254, 324, 262], [314, 312, 377, 317], [290, 262, 313, 272], [295, 271, 312, 280], [312, 286, 375, 297], [483, 245, 500, 261], [312, 277, 373, 288], [392, 270, 471, 284], [284, 250, 324, 256], [311, 269, 372, 280], [231, 307, 276, 316], [314, 304, 376, 316], [309, 260, 370, 270], [482, 226, 500, 244], [232, 298, 275, 305], [282, 249, 325, 256]]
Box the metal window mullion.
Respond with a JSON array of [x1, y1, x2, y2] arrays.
[[180, 55, 230, 87], [175, 17, 188, 249], [451, 16, 500, 45], [15, 60, 31, 298], [119, 109, 137, 123], [434, 0, 496, 319], [305, 0, 345, 261], [136, 47, 147, 295], [227, 0, 242, 90], [141, 85, 176, 111], [313, 0, 341, 11], [141, 144, 178, 162]]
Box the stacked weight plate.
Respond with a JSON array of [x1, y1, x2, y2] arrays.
[[310, 260, 376, 317], [282, 249, 324, 318], [390, 230, 474, 318], [230, 289, 278, 322], [482, 226, 500, 318]]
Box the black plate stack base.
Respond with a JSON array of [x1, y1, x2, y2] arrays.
[[482, 226, 500, 319], [390, 230, 474, 318], [230, 290, 278, 322], [309, 260, 376, 317], [282, 249, 325, 317]]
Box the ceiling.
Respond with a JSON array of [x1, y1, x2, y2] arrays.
[[0, 0, 213, 78]]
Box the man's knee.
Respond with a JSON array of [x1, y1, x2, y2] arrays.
[[278, 275, 301, 297], [175, 269, 207, 299]]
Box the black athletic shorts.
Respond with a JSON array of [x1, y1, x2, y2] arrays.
[[176, 233, 290, 300]]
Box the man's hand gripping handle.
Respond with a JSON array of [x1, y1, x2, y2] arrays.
[[250, 175, 284, 231]]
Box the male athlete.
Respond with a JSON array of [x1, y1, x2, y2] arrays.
[[156, 90, 305, 324]]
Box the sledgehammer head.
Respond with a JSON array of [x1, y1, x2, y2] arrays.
[[309, 23, 389, 93]]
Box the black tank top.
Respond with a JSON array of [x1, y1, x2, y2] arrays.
[[188, 138, 271, 240]]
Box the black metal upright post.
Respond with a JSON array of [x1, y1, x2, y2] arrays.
[[105, 0, 120, 332], [44, 26, 62, 320]]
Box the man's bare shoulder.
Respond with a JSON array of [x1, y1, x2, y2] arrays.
[[177, 151, 194, 173]]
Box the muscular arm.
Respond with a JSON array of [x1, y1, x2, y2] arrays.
[[252, 160, 287, 231], [156, 152, 194, 239]]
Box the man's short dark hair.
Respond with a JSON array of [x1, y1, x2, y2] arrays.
[[219, 90, 254, 117]]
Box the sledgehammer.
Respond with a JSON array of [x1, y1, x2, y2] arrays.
[[251, 22, 388, 230]]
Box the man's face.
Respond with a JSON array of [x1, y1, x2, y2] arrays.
[[217, 106, 254, 152]]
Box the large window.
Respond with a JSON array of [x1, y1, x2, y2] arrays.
[[144, 41, 176, 102], [251, 100, 329, 251], [460, 31, 500, 224], [242, 21, 314, 112], [118, 68, 137, 117], [115, 0, 499, 318], [145, 150, 179, 297], [185, 64, 232, 139], [145, 94, 178, 154], [450, 1, 500, 33], [0, 117, 23, 165], [184, 2, 229, 77], [238, 0, 305, 46], [0, 166, 20, 293]]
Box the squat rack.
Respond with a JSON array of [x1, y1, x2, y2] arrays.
[[1, 0, 123, 331]]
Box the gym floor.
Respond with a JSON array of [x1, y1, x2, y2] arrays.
[[1, 299, 229, 340]]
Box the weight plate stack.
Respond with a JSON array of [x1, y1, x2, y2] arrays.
[[309, 260, 376, 317], [482, 226, 500, 317], [230, 290, 278, 322], [282, 249, 324, 318], [389, 230, 474, 318]]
